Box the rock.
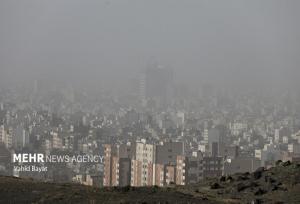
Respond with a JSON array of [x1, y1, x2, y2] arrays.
[[275, 160, 282, 166], [271, 185, 279, 191], [253, 171, 262, 180], [282, 161, 291, 167], [235, 181, 258, 193], [253, 167, 264, 180], [254, 188, 266, 195], [219, 176, 226, 182], [226, 176, 234, 183], [264, 176, 276, 183], [269, 178, 276, 183], [210, 182, 221, 189], [237, 175, 249, 181], [236, 182, 247, 192]]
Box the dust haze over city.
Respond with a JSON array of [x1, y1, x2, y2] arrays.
[[1, 1, 300, 203], [1, 0, 300, 92]]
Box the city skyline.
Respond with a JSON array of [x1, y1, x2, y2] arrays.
[[0, 1, 300, 202]]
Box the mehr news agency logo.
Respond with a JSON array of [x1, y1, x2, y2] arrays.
[[12, 153, 104, 173]]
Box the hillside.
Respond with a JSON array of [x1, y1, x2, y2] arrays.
[[0, 161, 299, 204]]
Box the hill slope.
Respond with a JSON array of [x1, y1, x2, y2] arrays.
[[0, 161, 299, 204]]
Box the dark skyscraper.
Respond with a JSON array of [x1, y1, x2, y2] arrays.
[[143, 64, 174, 108]]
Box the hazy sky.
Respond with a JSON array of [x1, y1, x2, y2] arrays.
[[0, 0, 299, 91]]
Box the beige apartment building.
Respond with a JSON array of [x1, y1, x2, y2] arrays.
[[131, 140, 155, 186]]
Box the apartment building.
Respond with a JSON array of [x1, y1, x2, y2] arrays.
[[132, 140, 155, 186], [176, 155, 187, 185]]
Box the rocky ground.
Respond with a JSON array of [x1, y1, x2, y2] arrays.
[[0, 161, 299, 204]]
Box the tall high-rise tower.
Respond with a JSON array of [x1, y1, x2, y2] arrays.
[[141, 63, 173, 108]]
